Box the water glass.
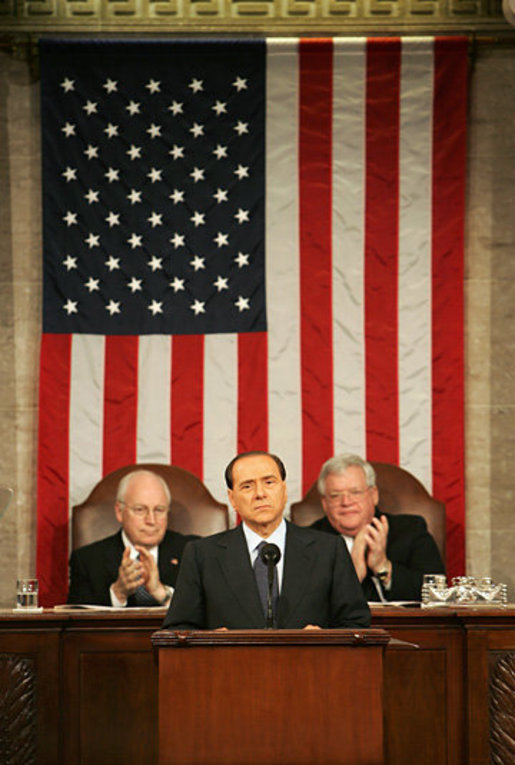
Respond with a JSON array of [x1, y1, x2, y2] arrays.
[[17, 579, 39, 609]]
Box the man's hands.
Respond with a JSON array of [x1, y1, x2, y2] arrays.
[[351, 514, 390, 583], [112, 546, 168, 604]]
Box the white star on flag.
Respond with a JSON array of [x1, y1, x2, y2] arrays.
[[235, 295, 250, 311], [147, 212, 162, 227], [146, 79, 161, 93], [234, 209, 250, 224], [190, 300, 206, 315], [105, 256, 120, 271], [105, 168, 120, 182], [85, 189, 99, 204], [190, 211, 205, 227], [63, 299, 78, 314], [62, 167, 77, 182], [84, 145, 99, 160], [170, 233, 185, 248], [170, 277, 185, 292], [85, 233, 100, 248], [63, 212, 78, 226], [127, 233, 143, 249], [190, 255, 205, 271], [106, 300, 121, 315], [214, 232, 229, 247], [62, 122, 76, 137], [235, 252, 250, 267], [189, 78, 203, 93], [103, 79, 117, 93], [85, 277, 100, 292], [62, 255, 77, 270], [128, 277, 143, 293], [148, 256, 162, 271], [105, 212, 120, 227], [213, 276, 229, 291], [148, 300, 163, 315]]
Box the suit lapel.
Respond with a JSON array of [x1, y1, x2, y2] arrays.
[[215, 527, 265, 625], [278, 524, 316, 625]]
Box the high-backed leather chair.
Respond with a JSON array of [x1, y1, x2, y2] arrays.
[[72, 463, 229, 550], [290, 461, 446, 560]]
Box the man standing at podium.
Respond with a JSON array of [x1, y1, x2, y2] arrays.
[[163, 451, 370, 630]]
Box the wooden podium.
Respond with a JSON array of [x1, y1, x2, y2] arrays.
[[152, 629, 389, 765]]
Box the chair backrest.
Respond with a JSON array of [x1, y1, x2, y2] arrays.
[[289, 461, 446, 559], [71, 463, 229, 550]]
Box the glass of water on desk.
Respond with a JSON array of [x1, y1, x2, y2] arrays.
[[16, 579, 39, 609]]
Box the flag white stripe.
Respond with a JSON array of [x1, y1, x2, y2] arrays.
[[398, 39, 434, 490], [137, 335, 171, 464], [69, 335, 105, 512], [332, 39, 367, 458], [202, 333, 238, 510], [266, 39, 303, 505]]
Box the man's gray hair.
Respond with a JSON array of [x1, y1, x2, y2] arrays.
[[317, 454, 376, 496], [116, 469, 172, 506]]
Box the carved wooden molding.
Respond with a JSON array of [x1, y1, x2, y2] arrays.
[[0, 654, 37, 765], [0, 0, 512, 34], [490, 651, 515, 765]]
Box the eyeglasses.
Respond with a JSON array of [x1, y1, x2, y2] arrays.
[[325, 488, 370, 505], [119, 503, 169, 518]]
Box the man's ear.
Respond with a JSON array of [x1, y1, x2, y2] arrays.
[[227, 489, 235, 512], [114, 501, 124, 524], [371, 486, 379, 506]]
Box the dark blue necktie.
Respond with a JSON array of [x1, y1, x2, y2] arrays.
[[253, 541, 279, 624], [132, 554, 161, 606]]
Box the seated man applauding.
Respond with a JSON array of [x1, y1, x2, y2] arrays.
[[311, 454, 445, 602], [68, 469, 196, 607]]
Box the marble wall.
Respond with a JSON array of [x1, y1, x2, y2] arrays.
[[0, 44, 513, 608]]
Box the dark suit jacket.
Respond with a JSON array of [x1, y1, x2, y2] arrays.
[[162, 522, 370, 630], [311, 511, 445, 601], [67, 529, 196, 606]]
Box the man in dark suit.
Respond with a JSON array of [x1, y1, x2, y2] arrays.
[[311, 454, 445, 602], [68, 469, 196, 607], [163, 451, 370, 630]]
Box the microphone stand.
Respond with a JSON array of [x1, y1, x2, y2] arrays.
[[266, 560, 275, 629]]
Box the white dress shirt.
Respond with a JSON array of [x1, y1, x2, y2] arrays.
[[242, 519, 287, 591]]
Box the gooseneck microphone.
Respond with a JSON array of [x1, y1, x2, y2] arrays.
[[260, 543, 281, 629]]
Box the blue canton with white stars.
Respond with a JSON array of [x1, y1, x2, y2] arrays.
[[40, 40, 266, 335]]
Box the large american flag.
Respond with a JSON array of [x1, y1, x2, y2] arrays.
[[37, 38, 467, 606]]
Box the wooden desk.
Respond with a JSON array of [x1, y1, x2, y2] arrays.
[[0, 607, 514, 765]]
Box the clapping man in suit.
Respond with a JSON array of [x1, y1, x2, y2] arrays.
[[68, 469, 196, 607], [311, 454, 445, 602], [163, 451, 370, 630]]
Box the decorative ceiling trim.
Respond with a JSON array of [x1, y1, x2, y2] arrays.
[[0, 0, 513, 35]]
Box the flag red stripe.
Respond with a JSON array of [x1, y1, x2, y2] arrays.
[[299, 39, 334, 492], [37, 334, 72, 606], [237, 332, 268, 453], [431, 37, 467, 578], [171, 334, 204, 476], [364, 39, 401, 463], [103, 336, 138, 475]]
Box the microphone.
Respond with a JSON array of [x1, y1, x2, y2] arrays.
[[260, 543, 281, 629]]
